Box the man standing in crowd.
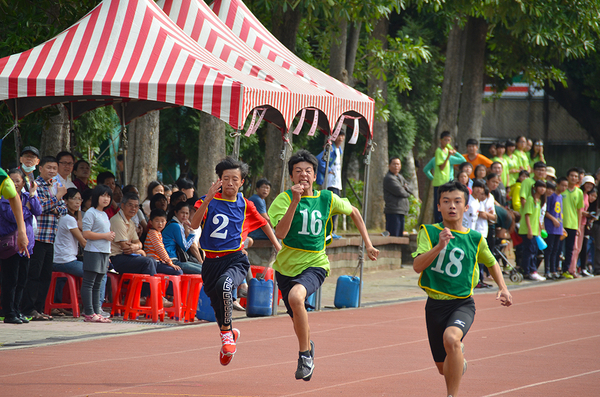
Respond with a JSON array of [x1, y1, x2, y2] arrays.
[[383, 157, 414, 237], [22, 156, 67, 321], [433, 131, 456, 223], [56, 151, 77, 189], [462, 139, 492, 179], [317, 131, 345, 239], [19, 146, 40, 191]]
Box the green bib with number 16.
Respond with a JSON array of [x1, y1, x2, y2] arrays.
[[418, 224, 482, 299], [282, 189, 334, 252]]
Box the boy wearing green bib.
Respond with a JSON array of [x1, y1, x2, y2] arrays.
[[412, 180, 512, 397], [269, 150, 379, 381]]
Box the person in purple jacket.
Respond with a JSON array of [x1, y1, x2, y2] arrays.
[[544, 180, 566, 279], [0, 169, 42, 323]]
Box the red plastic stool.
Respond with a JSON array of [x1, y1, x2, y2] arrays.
[[239, 265, 281, 308], [45, 272, 81, 318], [157, 274, 183, 321], [112, 273, 136, 317], [101, 272, 121, 315], [123, 274, 165, 323], [180, 274, 203, 322]]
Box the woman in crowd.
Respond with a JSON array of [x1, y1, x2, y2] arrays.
[[530, 139, 546, 167], [150, 193, 169, 213], [0, 169, 41, 323], [573, 176, 596, 277], [72, 160, 91, 192], [161, 201, 202, 274], [474, 164, 487, 181], [142, 181, 164, 217]]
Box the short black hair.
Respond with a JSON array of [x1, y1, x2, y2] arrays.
[[73, 159, 89, 172], [505, 139, 516, 148], [491, 161, 503, 169], [288, 150, 318, 176], [496, 141, 506, 149], [533, 161, 546, 170], [256, 178, 271, 189], [557, 176, 568, 184], [533, 180, 547, 206], [546, 181, 556, 190], [472, 179, 486, 190], [389, 156, 400, 165], [567, 167, 580, 177], [149, 208, 167, 221], [169, 191, 187, 206], [519, 170, 530, 179], [56, 151, 75, 163], [466, 138, 479, 146], [440, 131, 451, 139], [81, 188, 93, 204], [97, 171, 116, 185], [122, 184, 138, 195], [215, 157, 249, 179], [173, 200, 190, 213], [176, 177, 195, 190], [64, 187, 81, 201], [486, 172, 499, 181], [437, 180, 469, 204], [90, 184, 113, 208], [39, 156, 58, 167], [458, 162, 472, 172], [149, 193, 168, 211]]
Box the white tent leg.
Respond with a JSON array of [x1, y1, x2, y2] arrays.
[[358, 139, 373, 307]]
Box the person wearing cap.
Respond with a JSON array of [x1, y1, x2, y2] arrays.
[[571, 175, 596, 277], [545, 166, 557, 183], [19, 146, 40, 191]]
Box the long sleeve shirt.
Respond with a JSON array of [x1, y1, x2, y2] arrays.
[[34, 176, 67, 243], [144, 228, 173, 265], [162, 219, 195, 259]]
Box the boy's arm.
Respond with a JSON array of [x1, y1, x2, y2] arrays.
[[190, 180, 222, 230], [413, 227, 452, 273], [349, 206, 379, 260], [261, 224, 281, 251], [8, 194, 29, 256], [274, 184, 304, 240], [423, 158, 434, 180], [488, 263, 513, 306]]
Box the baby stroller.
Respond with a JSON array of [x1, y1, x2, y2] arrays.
[[495, 233, 523, 283]]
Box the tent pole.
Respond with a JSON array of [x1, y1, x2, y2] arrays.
[[315, 137, 332, 311], [120, 103, 128, 186], [13, 99, 21, 158], [358, 139, 373, 307], [232, 130, 241, 160]]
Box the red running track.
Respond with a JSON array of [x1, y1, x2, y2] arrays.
[[1, 278, 600, 396]]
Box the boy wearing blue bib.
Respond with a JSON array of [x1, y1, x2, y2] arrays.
[[269, 150, 379, 381], [412, 180, 512, 397], [191, 158, 281, 366]]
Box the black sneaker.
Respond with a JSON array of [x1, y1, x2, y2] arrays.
[[295, 344, 315, 381]]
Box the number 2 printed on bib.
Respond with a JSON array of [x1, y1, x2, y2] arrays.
[[431, 247, 464, 277], [210, 214, 229, 239]]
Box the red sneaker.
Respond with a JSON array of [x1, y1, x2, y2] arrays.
[[219, 328, 240, 366]]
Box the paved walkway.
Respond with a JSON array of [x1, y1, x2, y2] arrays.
[[0, 262, 554, 350]]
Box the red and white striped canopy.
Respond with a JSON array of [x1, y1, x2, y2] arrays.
[[210, 0, 374, 138], [0, 0, 305, 129]]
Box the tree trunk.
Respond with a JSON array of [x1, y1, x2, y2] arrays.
[[271, 4, 303, 53], [197, 113, 227, 196], [366, 17, 389, 230], [456, 17, 488, 150], [345, 22, 362, 86], [437, 19, 468, 138], [40, 104, 70, 157], [329, 13, 348, 84], [125, 111, 159, 191]]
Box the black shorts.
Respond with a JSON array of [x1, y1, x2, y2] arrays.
[[202, 251, 250, 297], [425, 297, 476, 363], [276, 267, 327, 317]]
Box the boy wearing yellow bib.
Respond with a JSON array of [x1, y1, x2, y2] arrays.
[[269, 150, 379, 381], [413, 180, 512, 397]]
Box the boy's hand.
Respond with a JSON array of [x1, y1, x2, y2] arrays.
[[496, 288, 513, 307], [366, 246, 379, 261], [290, 183, 304, 203], [438, 227, 454, 249], [527, 232, 533, 240], [206, 180, 222, 200]]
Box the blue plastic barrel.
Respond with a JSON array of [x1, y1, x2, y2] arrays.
[[246, 278, 273, 317], [306, 292, 316, 311], [196, 285, 216, 322], [334, 275, 361, 308]]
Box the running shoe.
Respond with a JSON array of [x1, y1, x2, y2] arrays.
[[562, 272, 574, 279], [295, 353, 314, 381], [531, 272, 546, 281], [463, 358, 468, 375], [219, 328, 240, 366], [582, 269, 594, 277]]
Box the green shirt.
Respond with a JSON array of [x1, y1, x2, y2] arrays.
[[514, 149, 529, 171], [503, 153, 519, 187], [518, 196, 541, 235], [269, 190, 352, 277], [412, 224, 496, 300], [491, 156, 509, 187], [519, 177, 546, 204], [562, 187, 584, 230], [433, 147, 451, 187], [0, 169, 17, 199]]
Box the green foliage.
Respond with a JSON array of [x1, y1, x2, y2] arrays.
[[405, 194, 421, 232]]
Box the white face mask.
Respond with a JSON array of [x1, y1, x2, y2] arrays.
[[22, 164, 36, 173]]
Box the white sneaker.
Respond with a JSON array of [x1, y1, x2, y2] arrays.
[[532, 272, 546, 281]]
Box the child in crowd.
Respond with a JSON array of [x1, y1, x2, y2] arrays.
[[544, 181, 564, 279], [458, 162, 474, 189], [456, 171, 472, 194], [81, 185, 115, 323], [519, 180, 546, 281], [432, 131, 457, 223], [472, 180, 496, 288], [144, 208, 184, 275], [190, 158, 281, 366], [511, 170, 529, 212], [504, 140, 520, 189], [268, 150, 379, 381], [562, 168, 584, 279]]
